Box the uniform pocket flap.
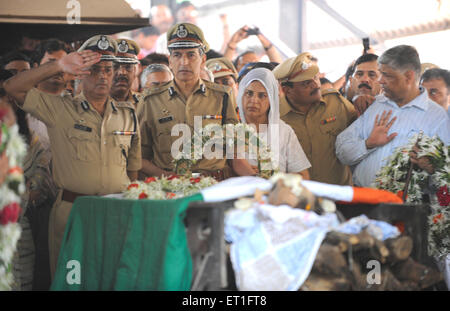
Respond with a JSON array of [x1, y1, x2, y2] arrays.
[[68, 127, 96, 141]]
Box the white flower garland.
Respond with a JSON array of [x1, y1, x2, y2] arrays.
[[124, 175, 217, 200], [373, 133, 450, 258], [173, 123, 279, 178], [0, 122, 26, 290]]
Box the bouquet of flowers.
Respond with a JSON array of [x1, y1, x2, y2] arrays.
[[0, 117, 26, 290], [124, 175, 217, 200], [373, 133, 449, 258], [172, 123, 278, 178]]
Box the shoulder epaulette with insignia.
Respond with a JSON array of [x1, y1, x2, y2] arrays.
[[321, 88, 351, 106], [321, 88, 340, 96], [81, 101, 89, 111], [115, 101, 136, 109], [142, 81, 173, 99], [131, 92, 141, 104]]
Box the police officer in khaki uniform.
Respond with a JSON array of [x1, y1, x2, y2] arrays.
[[110, 38, 141, 107], [4, 35, 142, 278], [138, 23, 255, 179], [273, 52, 357, 185], [206, 57, 239, 97]]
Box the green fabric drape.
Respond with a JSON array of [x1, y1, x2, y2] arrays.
[[50, 193, 203, 290]]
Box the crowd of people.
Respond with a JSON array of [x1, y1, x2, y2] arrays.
[[0, 1, 449, 291]]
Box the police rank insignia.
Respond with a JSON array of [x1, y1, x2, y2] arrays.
[[97, 36, 110, 51], [168, 86, 175, 96], [118, 40, 129, 53], [301, 61, 310, 71], [214, 63, 222, 72], [176, 25, 188, 38]]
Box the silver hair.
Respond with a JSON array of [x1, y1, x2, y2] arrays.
[[140, 63, 173, 87], [378, 45, 421, 81]]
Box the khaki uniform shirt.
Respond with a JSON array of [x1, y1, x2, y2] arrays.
[[22, 88, 141, 195], [112, 90, 141, 108], [138, 79, 238, 172], [280, 88, 357, 185]]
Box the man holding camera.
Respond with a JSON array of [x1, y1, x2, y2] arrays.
[[224, 25, 282, 72]]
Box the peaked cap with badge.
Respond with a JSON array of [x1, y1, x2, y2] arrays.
[[77, 35, 118, 61], [166, 23, 210, 52], [273, 52, 319, 83], [115, 38, 140, 64], [206, 57, 238, 80]]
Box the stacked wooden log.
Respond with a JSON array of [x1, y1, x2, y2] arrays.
[[300, 230, 444, 291]]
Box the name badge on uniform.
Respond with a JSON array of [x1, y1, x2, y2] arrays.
[[158, 116, 173, 123], [74, 124, 92, 132], [321, 116, 336, 125]]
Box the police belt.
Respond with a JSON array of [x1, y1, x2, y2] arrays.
[[62, 189, 93, 203]]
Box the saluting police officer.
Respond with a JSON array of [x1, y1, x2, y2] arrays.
[[110, 38, 142, 107], [4, 35, 142, 278], [138, 23, 255, 179], [273, 52, 357, 185]]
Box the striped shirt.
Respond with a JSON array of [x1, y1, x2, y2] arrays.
[[336, 88, 450, 187]]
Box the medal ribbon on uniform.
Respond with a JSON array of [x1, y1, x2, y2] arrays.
[[321, 116, 336, 125], [113, 131, 136, 135], [202, 115, 222, 120]]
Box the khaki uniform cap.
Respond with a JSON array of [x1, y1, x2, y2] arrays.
[[78, 35, 118, 61], [273, 52, 319, 83], [279, 88, 356, 185], [20, 88, 141, 277], [166, 23, 210, 52], [206, 57, 238, 80], [116, 38, 140, 64]]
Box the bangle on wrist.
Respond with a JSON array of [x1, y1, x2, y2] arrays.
[[227, 44, 236, 51], [264, 43, 273, 51]]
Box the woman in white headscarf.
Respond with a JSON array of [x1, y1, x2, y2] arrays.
[[236, 67, 311, 178]]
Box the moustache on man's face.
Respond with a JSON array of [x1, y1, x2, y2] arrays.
[[358, 83, 372, 90], [114, 75, 129, 84]]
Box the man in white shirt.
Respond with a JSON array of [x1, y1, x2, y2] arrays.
[[336, 45, 450, 187]]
